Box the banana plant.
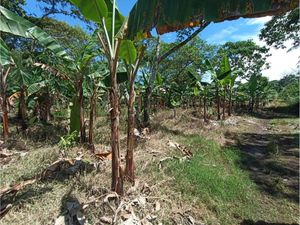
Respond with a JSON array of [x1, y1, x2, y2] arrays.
[[7, 51, 33, 129], [0, 7, 69, 140], [85, 64, 108, 151], [0, 38, 13, 140], [188, 69, 211, 122], [69, 0, 144, 194], [204, 55, 240, 120]]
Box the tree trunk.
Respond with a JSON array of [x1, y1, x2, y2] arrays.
[[1, 91, 9, 140], [222, 88, 226, 120], [18, 86, 27, 130], [79, 78, 86, 143], [125, 75, 136, 183], [228, 88, 232, 116], [143, 86, 151, 127], [70, 95, 80, 134], [88, 90, 97, 152], [110, 41, 123, 195], [39, 91, 52, 123], [135, 95, 141, 131], [125, 47, 145, 185], [203, 95, 207, 122], [250, 96, 255, 112], [216, 86, 221, 120], [1, 67, 10, 140], [255, 96, 260, 110]]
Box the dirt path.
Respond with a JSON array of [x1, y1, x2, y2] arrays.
[[224, 115, 299, 203]]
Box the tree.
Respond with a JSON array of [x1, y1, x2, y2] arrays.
[[219, 41, 269, 80], [248, 74, 269, 111], [280, 82, 299, 105], [260, 8, 299, 51]]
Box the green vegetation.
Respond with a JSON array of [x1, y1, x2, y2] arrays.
[[0, 1, 298, 224], [164, 135, 298, 224]]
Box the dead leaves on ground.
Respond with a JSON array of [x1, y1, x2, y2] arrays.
[[0, 154, 94, 218], [80, 179, 204, 225], [167, 140, 193, 158], [94, 152, 112, 161]]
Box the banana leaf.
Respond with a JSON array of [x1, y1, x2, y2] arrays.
[[0, 6, 70, 60], [0, 37, 12, 66], [127, 0, 297, 39]]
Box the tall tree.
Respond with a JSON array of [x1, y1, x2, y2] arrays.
[[260, 8, 299, 51], [219, 40, 269, 80]]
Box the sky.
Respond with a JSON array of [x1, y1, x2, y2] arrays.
[[23, 0, 299, 81]]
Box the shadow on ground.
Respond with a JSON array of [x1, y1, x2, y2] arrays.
[[225, 131, 299, 203], [235, 103, 299, 119], [241, 219, 299, 225]]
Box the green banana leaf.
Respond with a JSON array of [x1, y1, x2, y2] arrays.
[[218, 55, 231, 80], [119, 40, 137, 64], [70, 0, 108, 23], [0, 6, 70, 60], [127, 0, 297, 39], [69, 0, 125, 36], [0, 37, 12, 66]]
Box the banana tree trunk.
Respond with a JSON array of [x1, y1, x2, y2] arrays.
[[126, 75, 136, 183], [70, 95, 80, 134], [203, 94, 207, 122], [135, 95, 141, 131], [143, 86, 151, 127], [18, 86, 27, 130], [39, 91, 52, 123], [88, 90, 97, 152], [228, 88, 232, 116], [79, 78, 86, 143], [250, 96, 255, 112], [216, 86, 221, 120], [1, 67, 10, 140], [222, 88, 226, 120], [110, 41, 123, 195], [125, 47, 145, 184]]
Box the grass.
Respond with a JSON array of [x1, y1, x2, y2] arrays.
[[163, 135, 299, 225], [1, 110, 299, 225], [270, 117, 299, 126]]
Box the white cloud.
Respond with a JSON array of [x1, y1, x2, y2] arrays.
[[261, 43, 299, 80], [221, 22, 299, 81], [245, 16, 272, 26], [209, 26, 238, 43]]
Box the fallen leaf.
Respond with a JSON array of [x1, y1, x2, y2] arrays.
[[99, 216, 112, 224], [95, 152, 112, 161], [154, 201, 160, 212]]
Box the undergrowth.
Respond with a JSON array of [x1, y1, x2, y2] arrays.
[[164, 135, 298, 224]]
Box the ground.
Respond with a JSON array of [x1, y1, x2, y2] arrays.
[[0, 107, 299, 225]]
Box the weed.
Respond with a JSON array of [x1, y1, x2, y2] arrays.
[[58, 131, 79, 149]]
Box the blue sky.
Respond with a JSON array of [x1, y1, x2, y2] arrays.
[[23, 0, 299, 80]]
